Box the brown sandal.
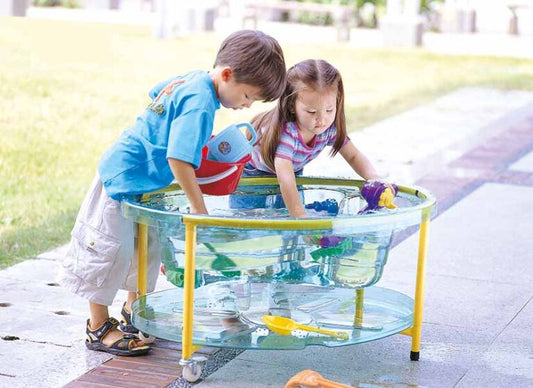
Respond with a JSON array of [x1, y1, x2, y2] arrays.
[[85, 317, 150, 356]]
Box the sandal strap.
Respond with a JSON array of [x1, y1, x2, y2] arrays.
[[121, 302, 132, 326], [86, 317, 120, 342], [107, 335, 144, 352]]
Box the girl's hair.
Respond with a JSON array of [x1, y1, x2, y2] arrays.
[[252, 59, 346, 171]]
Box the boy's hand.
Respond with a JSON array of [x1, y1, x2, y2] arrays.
[[168, 158, 208, 214]]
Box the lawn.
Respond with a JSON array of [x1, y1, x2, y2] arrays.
[[1, 16, 533, 268]]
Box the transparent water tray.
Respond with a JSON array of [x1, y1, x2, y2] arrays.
[[132, 283, 414, 350], [122, 177, 436, 290]]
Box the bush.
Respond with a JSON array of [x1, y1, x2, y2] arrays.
[[31, 0, 80, 8]]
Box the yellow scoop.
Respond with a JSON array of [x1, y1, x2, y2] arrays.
[[262, 315, 348, 340]]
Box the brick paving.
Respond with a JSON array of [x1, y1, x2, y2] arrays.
[[64, 340, 220, 387], [418, 114, 533, 214]]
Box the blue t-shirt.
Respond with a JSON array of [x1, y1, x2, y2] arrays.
[[98, 70, 220, 200]]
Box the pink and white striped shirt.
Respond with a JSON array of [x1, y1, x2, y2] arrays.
[[250, 122, 348, 174]]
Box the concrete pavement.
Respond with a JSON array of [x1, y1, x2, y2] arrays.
[[1, 88, 532, 388]]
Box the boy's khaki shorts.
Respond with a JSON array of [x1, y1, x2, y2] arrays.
[[58, 175, 161, 306]]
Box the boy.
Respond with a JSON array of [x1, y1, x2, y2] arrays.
[[59, 30, 286, 356]]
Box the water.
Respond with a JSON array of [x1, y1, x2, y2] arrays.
[[131, 183, 432, 291], [160, 226, 393, 290]]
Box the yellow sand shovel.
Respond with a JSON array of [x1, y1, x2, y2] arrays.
[[261, 315, 348, 340]]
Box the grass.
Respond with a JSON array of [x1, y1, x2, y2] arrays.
[[1, 16, 533, 268]]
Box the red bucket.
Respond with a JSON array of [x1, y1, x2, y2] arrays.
[[195, 146, 251, 195]]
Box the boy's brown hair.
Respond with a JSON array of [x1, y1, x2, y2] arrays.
[[214, 30, 286, 102]]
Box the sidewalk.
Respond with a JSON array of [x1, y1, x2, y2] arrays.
[[1, 88, 531, 388]]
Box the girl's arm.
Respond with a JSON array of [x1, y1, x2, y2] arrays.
[[274, 157, 307, 218], [168, 158, 208, 214], [339, 140, 381, 180]]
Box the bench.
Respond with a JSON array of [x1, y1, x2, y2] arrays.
[[243, 1, 355, 41]]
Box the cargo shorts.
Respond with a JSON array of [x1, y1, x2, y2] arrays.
[[58, 174, 161, 306]]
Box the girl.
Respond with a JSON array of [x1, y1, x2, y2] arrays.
[[243, 59, 382, 217]]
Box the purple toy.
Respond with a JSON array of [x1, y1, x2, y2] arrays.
[[359, 180, 398, 213], [318, 236, 345, 247]]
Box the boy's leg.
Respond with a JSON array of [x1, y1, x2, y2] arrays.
[[88, 300, 146, 348], [125, 291, 138, 312], [118, 290, 141, 333], [58, 175, 150, 354]]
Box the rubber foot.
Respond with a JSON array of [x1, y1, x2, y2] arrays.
[[410, 351, 420, 361]]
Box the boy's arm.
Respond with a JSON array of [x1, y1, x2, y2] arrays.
[[339, 140, 381, 180], [274, 157, 307, 218], [168, 158, 208, 214]]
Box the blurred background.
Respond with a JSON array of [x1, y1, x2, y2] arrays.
[[1, 0, 532, 268]]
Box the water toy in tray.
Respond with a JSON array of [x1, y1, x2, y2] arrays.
[[310, 237, 352, 261], [359, 180, 398, 214], [261, 315, 348, 340], [305, 198, 339, 215]]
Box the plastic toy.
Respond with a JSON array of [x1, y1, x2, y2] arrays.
[[285, 369, 352, 388], [359, 180, 398, 213], [262, 315, 348, 339], [316, 235, 345, 247], [205, 242, 241, 278], [305, 198, 339, 215], [310, 238, 352, 261]]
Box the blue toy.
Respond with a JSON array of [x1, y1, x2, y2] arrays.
[[305, 198, 339, 215]]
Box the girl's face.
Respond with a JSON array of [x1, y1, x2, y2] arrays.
[[293, 87, 337, 141]]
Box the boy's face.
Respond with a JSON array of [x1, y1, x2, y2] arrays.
[[217, 68, 262, 110]]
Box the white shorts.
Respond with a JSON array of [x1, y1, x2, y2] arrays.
[[58, 175, 161, 306]]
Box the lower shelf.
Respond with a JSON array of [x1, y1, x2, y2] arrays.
[[132, 283, 413, 350]]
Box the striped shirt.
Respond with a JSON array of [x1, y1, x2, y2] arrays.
[[250, 121, 348, 174]]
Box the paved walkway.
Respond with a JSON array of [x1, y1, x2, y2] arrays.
[[1, 88, 531, 388], [2, 8, 533, 388]]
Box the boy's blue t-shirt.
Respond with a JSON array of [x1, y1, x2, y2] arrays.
[[98, 70, 220, 200]]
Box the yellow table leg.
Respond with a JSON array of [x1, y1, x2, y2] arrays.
[[410, 213, 430, 361], [354, 288, 364, 327], [182, 222, 197, 361], [137, 223, 148, 298]]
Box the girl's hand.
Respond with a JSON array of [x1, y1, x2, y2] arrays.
[[292, 209, 308, 218], [274, 158, 307, 218], [339, 141, 381, 181]]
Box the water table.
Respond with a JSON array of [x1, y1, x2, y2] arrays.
[[122, 177, 436, 382]]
